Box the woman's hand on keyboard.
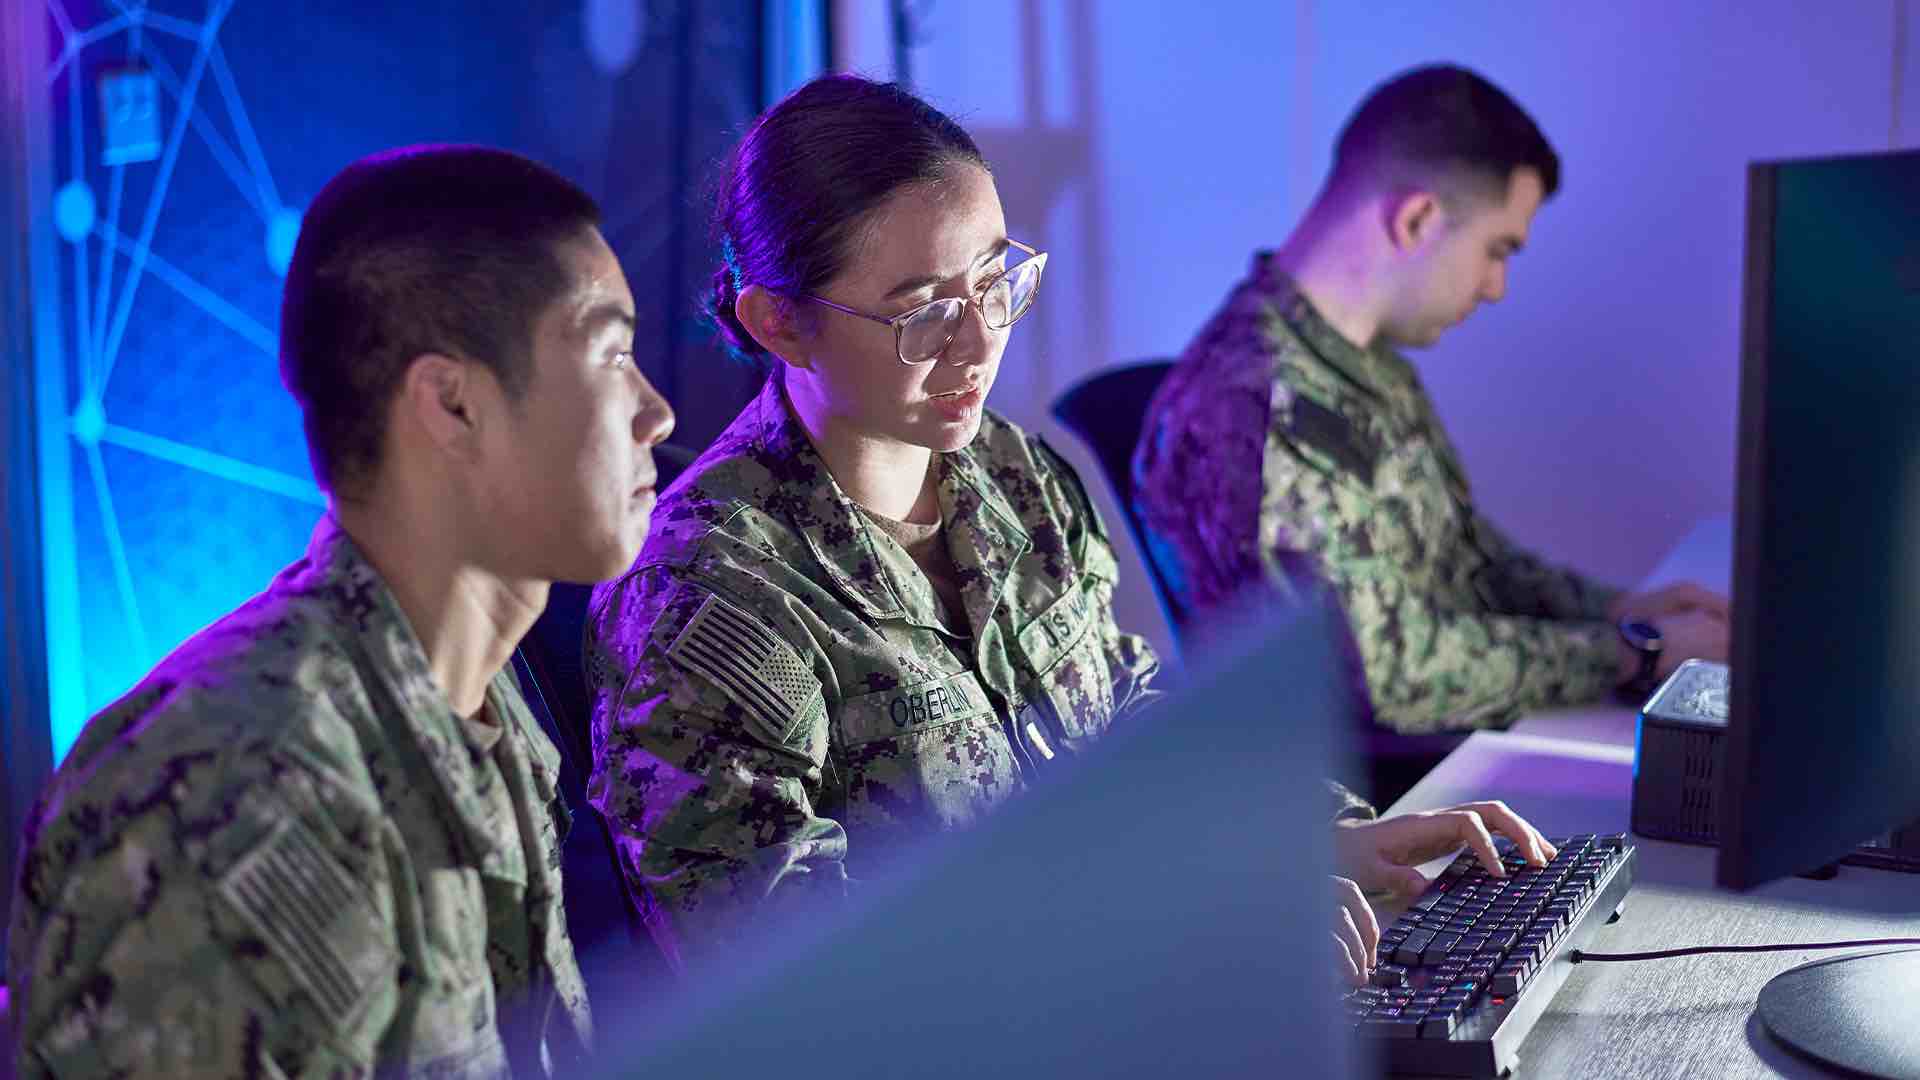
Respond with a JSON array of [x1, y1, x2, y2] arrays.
[[1333, 800, 1558, 897], [1332, 875, 1381, 986]]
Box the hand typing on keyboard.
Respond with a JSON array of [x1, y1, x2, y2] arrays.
[[1330, 801, 1558, 987], [1345, 833, 1637, 1071]]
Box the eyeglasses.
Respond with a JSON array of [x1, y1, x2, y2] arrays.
[[802, 239, 1047, 365]]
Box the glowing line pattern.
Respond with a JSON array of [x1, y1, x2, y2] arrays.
[[40, 0, 321, 757]]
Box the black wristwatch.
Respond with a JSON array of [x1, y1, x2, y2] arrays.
[[1617, 618, 1664, 700]]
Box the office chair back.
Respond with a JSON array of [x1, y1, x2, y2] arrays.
[[1050, 360, 1183, 633], [1050, 362, 1458, 804]]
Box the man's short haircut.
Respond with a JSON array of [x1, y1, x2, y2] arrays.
[[280, 144, 601, 494], [1332, 64, 1559, 209]]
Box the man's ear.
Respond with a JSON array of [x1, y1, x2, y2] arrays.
[[398, 352, 483, 460], [1387, 189, 1443, 255], [735, 285, 815, 371]]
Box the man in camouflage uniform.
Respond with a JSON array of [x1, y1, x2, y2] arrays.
[[586, 375, 1161, 972], [1135, 65, 1728, 736], [8, 146, 676, 1076]]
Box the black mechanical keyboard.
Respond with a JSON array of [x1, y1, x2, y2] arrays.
[[1342, 832, 1637, 1077]]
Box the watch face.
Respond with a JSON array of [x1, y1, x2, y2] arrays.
[[1622, 619, 1664, 651]]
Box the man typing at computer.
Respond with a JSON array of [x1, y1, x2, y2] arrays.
[[1135, 65, 1730, 737]]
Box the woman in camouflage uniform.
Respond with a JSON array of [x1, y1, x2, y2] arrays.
[[583, 75, 1161, 972], [583, 74, 1560, 988]]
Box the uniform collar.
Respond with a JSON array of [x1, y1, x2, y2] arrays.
[[741, 375, 1031, 635], [933, 437, 1033, 637], [1250, 252, 1421, 406], [1249, 254, 1471, 494], [303, 516, 541, 871]]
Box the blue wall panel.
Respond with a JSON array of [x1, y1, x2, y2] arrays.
[[32, 0, 762, 759]]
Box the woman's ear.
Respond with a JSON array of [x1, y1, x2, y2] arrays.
[[736, 285, 815, 370]]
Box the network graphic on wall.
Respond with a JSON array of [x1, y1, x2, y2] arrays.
[[39, 0, 322, 757], [31, 0, 765, 759]]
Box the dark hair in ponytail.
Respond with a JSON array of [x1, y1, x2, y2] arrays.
[[707, 74, 987, 361]]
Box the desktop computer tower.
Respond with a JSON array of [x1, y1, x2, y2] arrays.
[[1631, 660, 1920, 872]]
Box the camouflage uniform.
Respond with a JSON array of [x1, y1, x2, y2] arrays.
[[585, 376, 1161, 970], [1135, 254, 1622, 735], [7, 518, 591, 1078]]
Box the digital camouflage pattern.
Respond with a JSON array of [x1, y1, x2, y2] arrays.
[[586, 376, 1161, 971], [7, 518, 591, 1078], [1134, 254, 1622, 735]]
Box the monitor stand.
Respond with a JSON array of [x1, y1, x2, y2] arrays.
[[1755, 948, 1920, 1077]]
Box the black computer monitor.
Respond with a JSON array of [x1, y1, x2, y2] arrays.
[[591, 601, 1363, 1079], [1719, 147, 1920, 1075]]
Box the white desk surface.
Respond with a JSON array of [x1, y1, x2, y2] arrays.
[[1383, 730, 1920, 1078], [1366, 516, 1920, 1075]]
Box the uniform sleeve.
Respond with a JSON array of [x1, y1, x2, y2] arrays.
[[1464, 510, 1621, 623], [9, 734, 402, 1078], [1260, 444, 1621, 735], [1131, 354, 1283, 622], [584, 566, 849, 973]]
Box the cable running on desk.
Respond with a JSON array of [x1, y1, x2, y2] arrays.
[[1571, 938, 1920, 963]]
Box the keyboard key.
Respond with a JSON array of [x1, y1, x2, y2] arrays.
[[1420, 1013, 1459, 1039], [1361, 1010, 1401, 1031], [1395, 932, 1436, 966], [1375, 1017, 1424, 1039], [1492, 966, 1528, 995], [1371, 964, 1408, 988], [1382, 1014, 1428, 1037], [1428, 926, 1466, 957]]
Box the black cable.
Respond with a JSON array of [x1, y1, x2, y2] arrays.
[[1571, 939, 1920, 963]]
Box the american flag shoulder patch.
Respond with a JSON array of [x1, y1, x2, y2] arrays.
[[215, 817, 396, 1031], [665, 591, 823, 747]]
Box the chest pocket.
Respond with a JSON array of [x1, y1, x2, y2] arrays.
[[834, 670, 1021, 831], [1017, 580, 1116, 749], [1365, 435, 1469, 581], [401, 973, 508, 1076]]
